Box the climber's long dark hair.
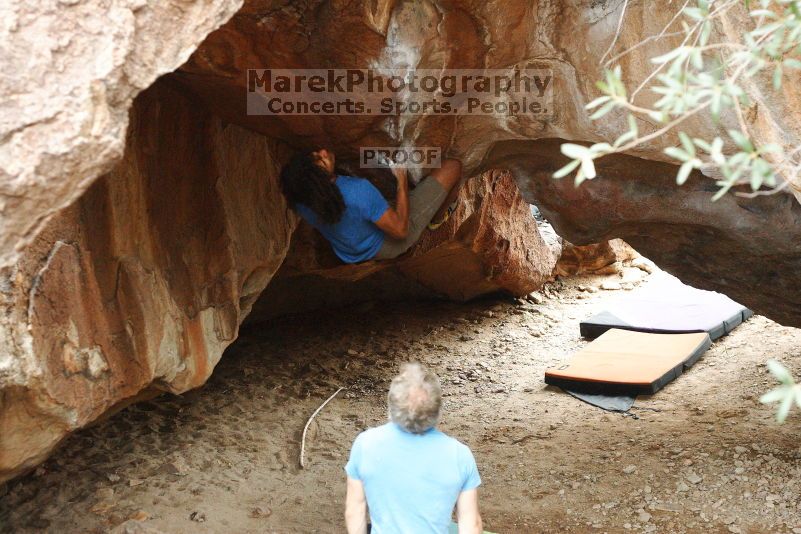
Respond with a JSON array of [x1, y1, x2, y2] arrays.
[[279, 150, 345, 225]]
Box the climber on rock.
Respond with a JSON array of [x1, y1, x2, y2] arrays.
[[279, 148, 462, 264]]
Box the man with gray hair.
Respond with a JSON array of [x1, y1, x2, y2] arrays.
[[344, 362, 483, 533]]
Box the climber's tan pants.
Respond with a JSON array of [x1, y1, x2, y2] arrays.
[[373, 176, 448, 260]]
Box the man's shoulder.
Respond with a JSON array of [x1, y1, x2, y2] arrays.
[[435, 430, 474, 454], [355, 424, 473, 454], [355, 422, 394, 442]]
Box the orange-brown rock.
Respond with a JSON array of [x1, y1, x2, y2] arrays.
[[555, 239, 639, 277], [0, 79, 553, 482], [0, 80, 297, 482], [486, 138, 801, 327], [0, 0, 244, 269], [3, 0, 800, 325], [249, 170, 556, 321], [171, 0, 801, 325]]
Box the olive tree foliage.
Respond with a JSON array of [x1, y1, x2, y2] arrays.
[[556, 0, 801, 422], [556, 0, 801, 200], [761, 360, 801, 423]]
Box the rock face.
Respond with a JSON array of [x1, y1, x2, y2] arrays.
[[555, 239, 639, 277], [249, 169, 557, 321], [486, 139, 801, 327], [0, 80, 297, 482], [0, 0, 244, 269], [0, 81, 550, 481], [174, 0, 801, 325]]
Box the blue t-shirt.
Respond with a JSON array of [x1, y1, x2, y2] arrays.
[[295, 175, 388, 263], [345, 423, 481, 534]]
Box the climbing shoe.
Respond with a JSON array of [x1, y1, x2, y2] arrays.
[[427, 201, 457, 231]]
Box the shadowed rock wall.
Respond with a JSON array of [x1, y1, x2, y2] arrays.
[[0, 80, 297, 481], [0, 84, 556, 482]]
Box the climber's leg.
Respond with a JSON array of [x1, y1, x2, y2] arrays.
[[372, 161, 461, 260]]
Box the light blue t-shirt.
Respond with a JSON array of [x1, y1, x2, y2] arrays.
[[295, 175, 388, 263], [345, 423, 481, 534]]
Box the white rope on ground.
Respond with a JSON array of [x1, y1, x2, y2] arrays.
[[300, 386, 345, 469]]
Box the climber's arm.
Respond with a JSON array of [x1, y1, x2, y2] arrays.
[[374, 167, 408, 239]]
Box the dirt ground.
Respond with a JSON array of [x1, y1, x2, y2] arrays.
[[2, 266, 801, 534]]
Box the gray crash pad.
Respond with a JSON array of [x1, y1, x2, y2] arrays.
[[580, 272, 752, 341]]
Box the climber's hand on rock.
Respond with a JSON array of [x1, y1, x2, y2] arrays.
[[391, 166, 408, 185]]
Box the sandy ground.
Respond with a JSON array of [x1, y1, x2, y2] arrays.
[[2, 266, 801, 534]]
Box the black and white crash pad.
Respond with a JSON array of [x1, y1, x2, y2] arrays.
[[580, 272, 752, 341]]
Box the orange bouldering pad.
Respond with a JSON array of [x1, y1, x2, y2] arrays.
[[545, 329, 712, 395]]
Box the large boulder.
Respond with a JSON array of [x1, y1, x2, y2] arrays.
[[0, 0, 244, 269], [0, 80, 296, 482], [485, 139, 801, 327], [173, 0, 801, 325], [0, 80, 553, 482]]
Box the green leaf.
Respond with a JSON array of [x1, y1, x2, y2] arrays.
[[693, 138, 712, 152], [760, 386, 789, 404], [614, 129, 636, 147], [586, 96, 611, 110], [751, 21, 783, 38], [773, 64, 783, 90], [590, 101, 617, 120], [574, 167, 587, 186], [647, 109, 666, 123], [700, 20, 712, 46], [627, 115, 639, 137], [664, 146, 689, 161], [777, 391, 794, 423], [651, 47, 687, 65], [749, 8, 776, 18], [710, 137, 725, 164], [691, 48, 704, 70], [561, 143, 591, 160], [767, 359, 794, 384], [580, 156, 597, 180], [712, 181, 734, 201], [590, 143, 613, 154], [684, 7, 705, 21], [679, 132, 696, 157], [553, 159, 580, 179], [677, 160, 694, 185], [759, 143, 781, 154], [751, 165, 764, 190], [711, 91, 722, 120], [729, 130, 755, 152]]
